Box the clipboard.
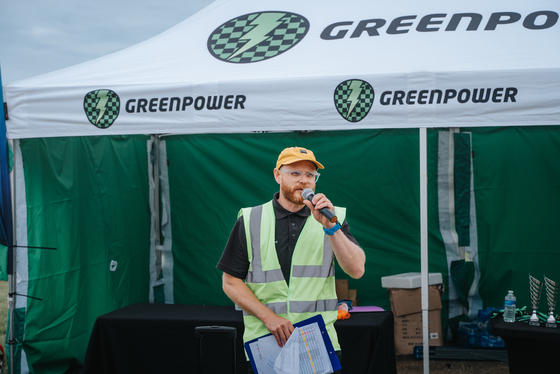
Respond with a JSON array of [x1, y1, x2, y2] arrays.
[[244, 314, 341, 373]]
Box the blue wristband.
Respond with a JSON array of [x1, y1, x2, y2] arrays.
[[323, 222, 341, 235]]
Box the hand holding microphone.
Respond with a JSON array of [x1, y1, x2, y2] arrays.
[[301, 188, 338, 223]]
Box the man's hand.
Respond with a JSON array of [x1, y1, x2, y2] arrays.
[[303, 193, 366, 279], [222, 273, 295, 347], [263, 314, 295, 347], [303, 192, 336, 228]]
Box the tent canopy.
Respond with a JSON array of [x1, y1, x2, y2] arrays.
[[2, 1, 560, 373], [4, 0, 560, 138]]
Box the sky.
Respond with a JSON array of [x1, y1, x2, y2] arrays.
[[0, 0, 215, 85]]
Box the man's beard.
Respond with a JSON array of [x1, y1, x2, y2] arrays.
[[280, 183, 312, 205]]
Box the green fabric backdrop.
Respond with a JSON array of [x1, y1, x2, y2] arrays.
[[165, 129, 449, 311], [19, 136, 151, 373], [470, 126, 560, 312], [9, 126, 560, 373]]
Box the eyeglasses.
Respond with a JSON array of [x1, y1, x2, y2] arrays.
[[279, 169, 320, 183]]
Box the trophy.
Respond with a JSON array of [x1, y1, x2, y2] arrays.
[[529, 274, 543, 326], [544, 275, 558, 328]]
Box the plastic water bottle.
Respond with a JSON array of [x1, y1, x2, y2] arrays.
[[504, 290, 516, 323]]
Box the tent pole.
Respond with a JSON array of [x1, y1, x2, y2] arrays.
[[152, 135, 163, 301], [8, 274, 15, 374], [8, 140, 16, 374], [0, 68, 15, 374], [420, 127, 430, 373], [153, 135, 161, 249]]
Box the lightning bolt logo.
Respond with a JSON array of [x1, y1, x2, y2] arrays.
[[228, 13, 285, 61], [95, 90, 110, 125], [334, 79, 375, 123], [346, 80, 364, 119], [208, 11, 310, 63], [84, 89, 120, 128]]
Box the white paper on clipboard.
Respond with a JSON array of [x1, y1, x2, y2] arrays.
[[248, 322, 333, 374]]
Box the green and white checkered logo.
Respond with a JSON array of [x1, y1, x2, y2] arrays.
[[208, 11, 309, 63], [83, 89, 120, 129], [334, 80, 375, 122]]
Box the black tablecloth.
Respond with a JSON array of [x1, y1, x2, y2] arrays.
[[491, 316, 560, 374], [82, 303, 396, 374]]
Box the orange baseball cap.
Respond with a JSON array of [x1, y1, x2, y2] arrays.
[[276, 147, 324, 170]]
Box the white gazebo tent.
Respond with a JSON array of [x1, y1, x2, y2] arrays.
[[3, 0, 560, 372]]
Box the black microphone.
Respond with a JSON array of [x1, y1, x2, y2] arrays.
[[301, 188, 338, 223]]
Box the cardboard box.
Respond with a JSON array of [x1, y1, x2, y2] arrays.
[[388, 285, 444, 355], [335, 279, 359, 306], [348, 289, 359, 307], [336, 279, 349, 300]]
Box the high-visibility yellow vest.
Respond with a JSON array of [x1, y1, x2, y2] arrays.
[[240, 200, 346, 351]]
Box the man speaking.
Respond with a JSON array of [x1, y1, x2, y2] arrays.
[[217, 146, 365, 373]]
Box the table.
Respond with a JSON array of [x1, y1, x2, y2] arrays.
[[491, 316, 560, 373], [82, 303, 397, 374]]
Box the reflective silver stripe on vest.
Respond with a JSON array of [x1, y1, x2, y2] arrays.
[[290, 299, 338, 313], [243, 301, 288, 316], [246, 204, 284, 284], [292, 227, 335, 278]]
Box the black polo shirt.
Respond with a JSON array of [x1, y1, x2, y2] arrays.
[[217, 193, 359, 286]]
